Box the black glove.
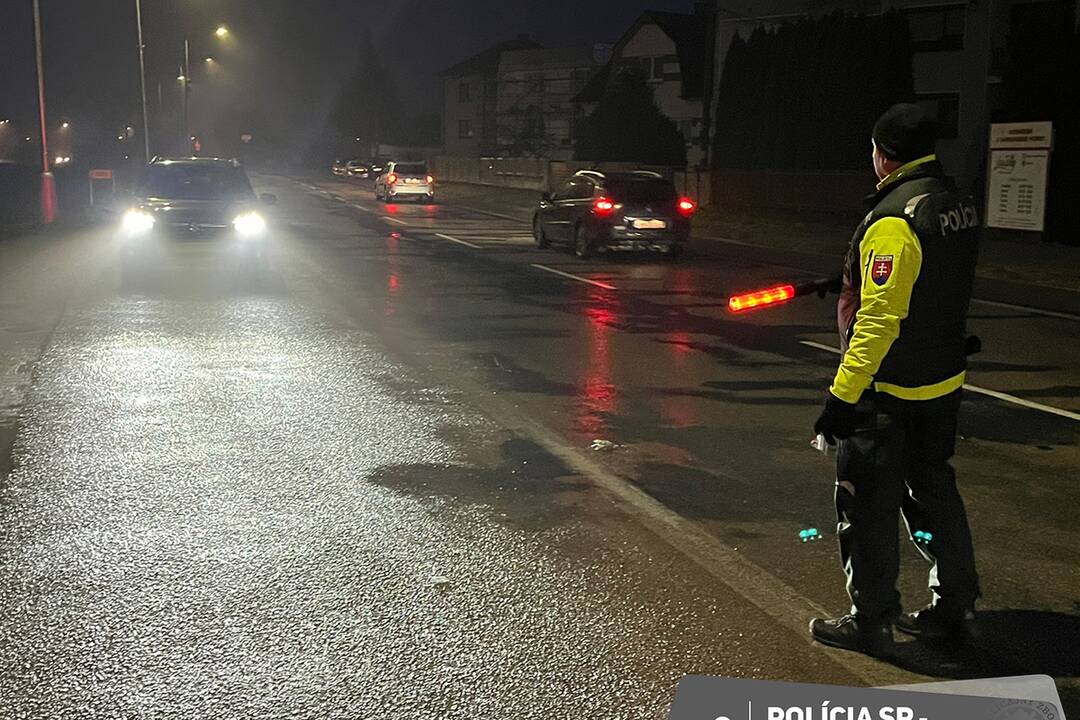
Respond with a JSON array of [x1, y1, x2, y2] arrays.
[[814, 392, 860, 445]]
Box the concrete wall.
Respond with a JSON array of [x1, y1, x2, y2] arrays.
[[432, 155, 713, 205], [711, 168, 872, 214]]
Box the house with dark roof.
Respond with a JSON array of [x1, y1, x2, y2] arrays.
[[439, 36, 542, 156], [574, 7, 714, 166], [495, 45, 601, 159]]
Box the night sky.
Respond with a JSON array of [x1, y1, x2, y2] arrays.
[[1, 0, 694, 160]]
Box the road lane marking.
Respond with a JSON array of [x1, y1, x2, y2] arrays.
[[970, 298, 1080, 322], [283, 240, 911, 687], [382, 217, 409, 226], [435, 233, 482, 249], [530, 264, 616, 291], [799, 340, 1080, 422], [455, 205, 532, 225]]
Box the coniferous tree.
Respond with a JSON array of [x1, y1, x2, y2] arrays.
[[574, 68, 688, 166]]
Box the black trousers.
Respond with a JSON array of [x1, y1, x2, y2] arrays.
[[835, 389, 980, 621]]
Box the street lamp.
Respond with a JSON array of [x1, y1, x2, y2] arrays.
[[60, 121, 70, 129], [180, 27, 229, 152]]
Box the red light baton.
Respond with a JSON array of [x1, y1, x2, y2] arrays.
[[727, 276, 843, 313]]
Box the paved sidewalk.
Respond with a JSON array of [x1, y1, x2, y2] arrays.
[[434, 181, 1080, 311]]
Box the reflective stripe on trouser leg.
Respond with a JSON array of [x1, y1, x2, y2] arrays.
[[898, 390, 980, 610], [835, 401, 906, 622]]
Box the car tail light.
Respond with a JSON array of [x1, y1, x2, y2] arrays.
[[593, 196, 616, 217], [677, 197, 697, 217], [387, 173, 398, 185], [727, 284, 796, 313], [426, 175, 434, 184]]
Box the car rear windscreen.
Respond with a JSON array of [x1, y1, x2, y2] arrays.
[[139, 165, 255, 201], [604, 178, 676, 204], [394, 163, 427, 177]]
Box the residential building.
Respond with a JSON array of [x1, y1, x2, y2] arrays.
[[439, 36, 542, 156], [494, 45, 600, 159], [575, 9, 713, 167]]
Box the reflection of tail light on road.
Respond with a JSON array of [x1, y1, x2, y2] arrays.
[[576, 292, 619, 438]]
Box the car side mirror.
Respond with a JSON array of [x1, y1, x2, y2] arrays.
[[260, 193, 278, 206], [541, 191, 552, 202]]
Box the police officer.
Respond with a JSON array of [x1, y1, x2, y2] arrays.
[[810, 103, 981, 658]]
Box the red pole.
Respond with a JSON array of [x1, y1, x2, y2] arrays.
[[32, 0, 57, 224]]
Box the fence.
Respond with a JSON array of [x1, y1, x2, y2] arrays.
[[432, 155, 713, 206], [710, 168, 870, 215]]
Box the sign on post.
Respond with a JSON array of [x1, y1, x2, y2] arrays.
[[986, 122, 1053, 232], [88, 168, 116, 206]]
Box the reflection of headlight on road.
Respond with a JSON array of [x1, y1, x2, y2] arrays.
[[233, 211, 267, 237], [121, 209, 155, 234]]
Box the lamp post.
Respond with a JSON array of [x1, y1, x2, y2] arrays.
[[135, 0, 151, 161], [31, 0, 57, 223], [182, 38, 190, 151], [179, 26, 227, 154]]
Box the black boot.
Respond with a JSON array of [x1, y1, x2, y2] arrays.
[[895, 604, 976, 642], [810, 614, 895, 658]]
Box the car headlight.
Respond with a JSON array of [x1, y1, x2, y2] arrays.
[[232, 211, 267, 237], [121, 209, 155, 234]]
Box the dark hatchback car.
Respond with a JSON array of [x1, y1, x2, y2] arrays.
[[532, 170, 696, 258], [119, 157, 276, 272]]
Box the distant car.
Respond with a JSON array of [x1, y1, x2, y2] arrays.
[[532, 170, 695, 258], [345, 160, 371, 179], [118, 157, 276, 266], [331, 159, 347, 176], [374, 161, 435, 203]]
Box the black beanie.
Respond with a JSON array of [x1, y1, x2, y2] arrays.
[[872, 103, 938, 162]]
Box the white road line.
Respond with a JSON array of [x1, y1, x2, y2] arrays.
[[435, 233, 482, 249], [350, 204, 372, 213], [800, 340, 842, 355], [970, 297, 1080, 322], [799, 340, 1080, 422], [382, 217, 409, 226], [456, 205, 532, 225], [530, 264, 616, 291]]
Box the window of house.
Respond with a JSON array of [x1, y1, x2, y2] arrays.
[[526, 74, 544, 94], [916, 93, 960, 139], [662, 58, 682, 81], [676, 119, 701, 145], [458, 119, 474, 139], [458, 82, 471, 103], [905, 5, 965, 51], [484, 81, 497, 100]]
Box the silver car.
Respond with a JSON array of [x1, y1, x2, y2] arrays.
[[345, 160, 371, 179], [375, 161, 434, 203]]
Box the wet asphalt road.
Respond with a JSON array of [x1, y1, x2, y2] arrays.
[[0, 173, 1078, 718]]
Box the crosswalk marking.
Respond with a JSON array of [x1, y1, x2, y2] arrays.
[[531, 264, 617, 291], [435, 233, 483, 249]]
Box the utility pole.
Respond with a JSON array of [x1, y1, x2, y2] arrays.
[[32, 0, 57, 223], [183, 38, 190, 152], [135, 0, 151, 161]]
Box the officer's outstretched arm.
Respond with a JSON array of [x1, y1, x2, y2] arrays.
[[830, 217, 923, 403]]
